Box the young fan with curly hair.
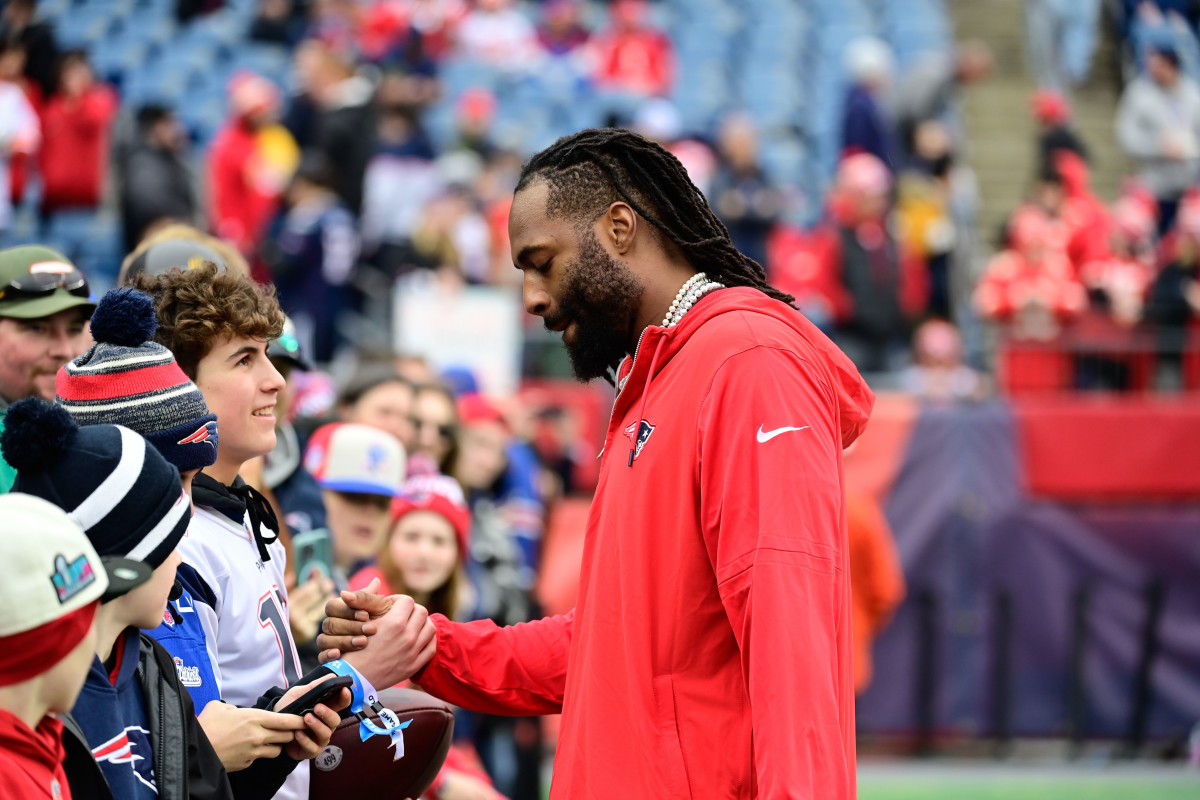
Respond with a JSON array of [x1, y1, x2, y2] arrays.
[[132, 262, 331, 800]]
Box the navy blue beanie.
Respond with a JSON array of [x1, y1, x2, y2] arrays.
[[1, 399, 190, 569]]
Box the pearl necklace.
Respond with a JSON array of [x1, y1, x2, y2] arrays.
[[662, 272, 725, 328]]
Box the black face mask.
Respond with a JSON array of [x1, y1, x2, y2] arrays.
[[544, 227, 646, 382]]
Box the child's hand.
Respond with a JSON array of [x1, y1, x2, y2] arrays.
[[275, 674, 351, 761], [197, 700, 306, 771]]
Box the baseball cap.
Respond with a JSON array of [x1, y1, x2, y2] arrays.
[[304, 422, 406, 496], [121, 238, 227, 282], [391, 473, 472, 558], [0, 245, 96, 320], [0, 493, 151, 687], [270, 315, 311, 372], [56, 288, 219, 473]]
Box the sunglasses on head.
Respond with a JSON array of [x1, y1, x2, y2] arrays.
[[0, 266, 90, 303]]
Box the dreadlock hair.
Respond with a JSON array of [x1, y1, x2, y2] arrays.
[[515, 128, 795, 305]]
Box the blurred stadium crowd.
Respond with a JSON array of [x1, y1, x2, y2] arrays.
[[0, 0, 1198, 794]]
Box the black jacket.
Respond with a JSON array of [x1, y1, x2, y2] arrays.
[[60, 634, 298, 800]]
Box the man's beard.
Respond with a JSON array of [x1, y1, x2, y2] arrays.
[[545, 228, 645, 382]]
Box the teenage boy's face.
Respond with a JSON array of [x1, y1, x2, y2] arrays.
[[116, 549, 182, 630], [195, 336, 285, 478]]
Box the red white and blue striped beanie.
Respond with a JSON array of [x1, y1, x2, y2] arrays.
[[1, 399, 191, 570], [56, 288, 218, 474]]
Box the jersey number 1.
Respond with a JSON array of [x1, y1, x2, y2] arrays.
[[258, 588, 302, 686]]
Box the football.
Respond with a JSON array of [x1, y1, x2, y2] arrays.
[[309, 687, 454, 799]]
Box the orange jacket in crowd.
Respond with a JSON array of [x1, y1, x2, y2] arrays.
[[846, 492, 906, 694]]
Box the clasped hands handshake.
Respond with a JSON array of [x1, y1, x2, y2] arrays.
[[315, 577, 439, 688]]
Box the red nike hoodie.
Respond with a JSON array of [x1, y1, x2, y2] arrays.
[[417, 287, 874, 798]]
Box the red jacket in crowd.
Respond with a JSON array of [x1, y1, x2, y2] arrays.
[[208, 120, 285, 255], [417, 287, 873, 799], [975, 250, 1087, 321], [38, 84, 117, 213]]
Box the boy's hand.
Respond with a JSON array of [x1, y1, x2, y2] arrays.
[[197, 701, 306, 771], [316, 578, 396, 661], [276, 675, 351, 761], [341, 595, 437, 689]]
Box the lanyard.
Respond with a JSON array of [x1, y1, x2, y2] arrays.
[[324, 659, 412, 759]]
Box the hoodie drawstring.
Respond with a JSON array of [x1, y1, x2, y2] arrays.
[[229, 482, 281, 563], [628, 335, 667, 468]]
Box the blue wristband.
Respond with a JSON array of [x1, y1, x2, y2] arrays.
[[323, 659, 413, 759]]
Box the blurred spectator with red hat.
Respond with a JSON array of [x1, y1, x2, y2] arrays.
[[452, 393, 540, 627], [589, 0, 675, 98], [209, 70, 300, 258], [451, 86, 500, 159], [1054, 149, 1111, 273], [1145, 190, 1200, 389], [349, 472, 470, 616], [1032, 88, 1090, 170]]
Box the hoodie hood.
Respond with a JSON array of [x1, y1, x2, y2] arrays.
[[612, 286, 874, 452]]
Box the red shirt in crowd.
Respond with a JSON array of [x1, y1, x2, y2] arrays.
[[38, 84, 117, 212], [975, 250, 1087, 321], [208, 120, 291, 255], [0, 708, 71, 800], [590, 26, 675, 96]]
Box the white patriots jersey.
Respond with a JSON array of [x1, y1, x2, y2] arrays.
[[179, 505, 309, 800]]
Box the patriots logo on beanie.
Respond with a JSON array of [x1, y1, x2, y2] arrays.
[[56, 288, 219, 473], [178, 422, 216, 448]]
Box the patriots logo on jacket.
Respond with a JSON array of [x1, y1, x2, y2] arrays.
[[624, 420, 656, 462], [91, 727, 156, 791], [178, 421, 216, 448]]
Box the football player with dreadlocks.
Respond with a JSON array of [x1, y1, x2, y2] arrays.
[[320, 128, 874, 799]]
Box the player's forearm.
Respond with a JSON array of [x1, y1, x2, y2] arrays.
[[414, 612, 572, 716]]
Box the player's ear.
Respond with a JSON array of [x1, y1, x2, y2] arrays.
[[605, 201, 637, 255]]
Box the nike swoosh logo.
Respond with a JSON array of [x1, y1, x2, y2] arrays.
[[757, 425, 810, 443]]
